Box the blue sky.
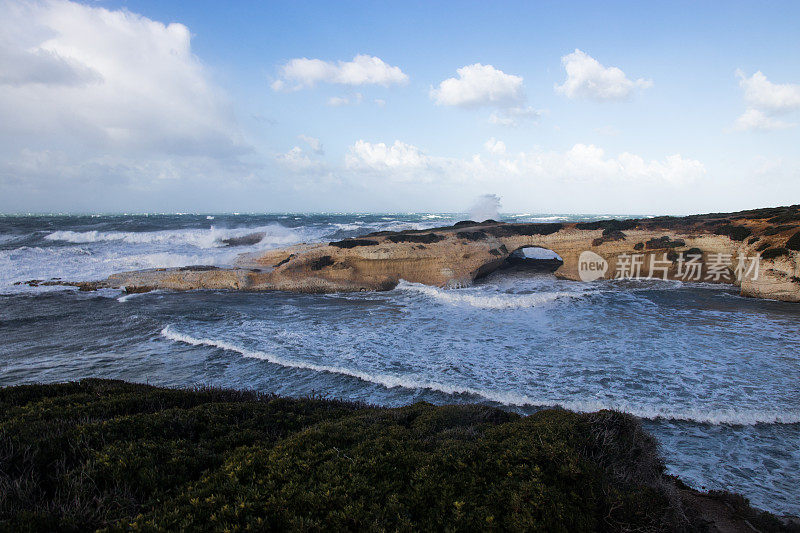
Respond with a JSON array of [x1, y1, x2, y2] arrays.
[[1, 0, 799, 214]]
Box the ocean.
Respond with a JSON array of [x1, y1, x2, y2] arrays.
[[1, 213, 798, 515]]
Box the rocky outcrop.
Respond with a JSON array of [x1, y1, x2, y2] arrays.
[[74, 205, 800, 302]]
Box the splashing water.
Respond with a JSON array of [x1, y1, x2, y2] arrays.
[[467, 194, 501, 222]]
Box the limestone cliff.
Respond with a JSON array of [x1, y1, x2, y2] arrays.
[[77, 205, 800, 302]]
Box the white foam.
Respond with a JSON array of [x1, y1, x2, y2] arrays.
[[379, 221, 432, 232], [117, 289, 163, 302], [526, 216, 570, 222], [331, 223, 365, 231], [45, 224, 299, 249], [0, 246, 240, 291], [161, 325, 503, 398], [397, 280, 577, 309], [161, 326, 800, 426]]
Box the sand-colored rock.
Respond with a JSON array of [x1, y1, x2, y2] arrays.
[[79, 205, 800, 302]]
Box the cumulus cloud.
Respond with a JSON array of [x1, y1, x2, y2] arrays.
[[484, 138, 506, 155], [430, 64, 525, 108], [326, 93, 363, 106], [298, 135, 323, 154], [732, 109, 795, 132], [346, 140, 431, 172], [507, 144, 703, 185], [327, 96, 349, 106], [0, 46, 101, 87], [0, 0, 248, 194], [555, 49, 652, 101], [488, 106, 541, 127], [736, 70, 800, 113], [732, 70, 800, 131], [272, 54, 408, 91], [276, 146, 319, 172], [342, 139, 704, 186]]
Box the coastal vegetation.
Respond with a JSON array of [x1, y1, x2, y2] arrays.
[[1, 379, 793, 531]]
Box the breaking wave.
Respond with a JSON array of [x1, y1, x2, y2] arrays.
[[396, 280, 582, 309], [45, 224, 299, 249], [161, 326, 800, 426]]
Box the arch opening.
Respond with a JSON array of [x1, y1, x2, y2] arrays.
[[502, 246, 563, 273]]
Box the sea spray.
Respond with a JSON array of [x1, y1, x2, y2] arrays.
[[396, 280, 580, 309], [467, 194, 501, 222]]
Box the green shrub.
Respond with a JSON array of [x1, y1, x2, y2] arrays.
[[0, 380, 789, 532]]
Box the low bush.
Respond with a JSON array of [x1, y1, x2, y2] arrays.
[[0, 380, 789, 532]]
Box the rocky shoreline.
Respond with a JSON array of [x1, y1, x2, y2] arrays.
[[25, 205, 800, 302]]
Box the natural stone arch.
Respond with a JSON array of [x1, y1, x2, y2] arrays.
[[479, 246, 564, 279]]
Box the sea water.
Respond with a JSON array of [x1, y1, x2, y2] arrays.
[[0, 213, 798, 515]]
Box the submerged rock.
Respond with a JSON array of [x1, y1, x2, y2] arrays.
[[220, 232, 265, 246]]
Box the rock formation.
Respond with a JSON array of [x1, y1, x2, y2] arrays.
[[54, 205, 800, 302]]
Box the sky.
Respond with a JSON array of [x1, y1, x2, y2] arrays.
[[1, 0, 799, 215]]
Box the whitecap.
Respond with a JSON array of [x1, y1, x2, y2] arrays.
[[396, 280, 580, 309], [161, 326, 800, 426], [117, 289, 163, 302], [44, 224, 300, 249]]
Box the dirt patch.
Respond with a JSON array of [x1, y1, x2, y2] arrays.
[[786, 231, 800, 251], [387, 233, 445, 244], [310, 256, 335, 270], [486, 223, 563, 237], [456, 231, 488, 241], [273, 254, 295, 268], [761, 247, 790, 260], [330, 239, 380, 248], [645, 236, 686, 249], [713, 224, 753, 242]]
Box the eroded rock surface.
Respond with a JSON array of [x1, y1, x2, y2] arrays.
[[79, 205, 800, 302]]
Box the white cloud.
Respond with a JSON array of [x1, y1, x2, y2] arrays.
[[326, 93, 363, 106], [732, 70, 800, 132], [298, 135, 323, 154], [736, 70, 800, 113], [346, 140, 430, 171], [0, 46, 101, 87], [732, 109, 795, 132], [484, 138, 506, 155], [327, 96, 349, 106], [489, 106, 541, 127], [555, 49, 652, 101], [272, 54, 408, 91], [275, 146, 323, 172], [505, 144, 703, 185], [430, 64, 525, 108], [0, 0, 247, 187], [342, 139, 704, 186]]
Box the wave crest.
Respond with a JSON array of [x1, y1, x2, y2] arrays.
[[161, 326, 800, 426], [397, 280, 579, 309], [45, 225, 298, 249]]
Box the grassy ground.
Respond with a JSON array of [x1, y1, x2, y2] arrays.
[[0, 379, 793, 532]]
